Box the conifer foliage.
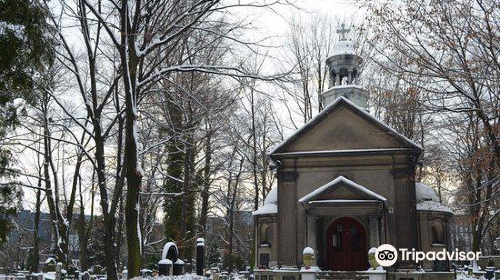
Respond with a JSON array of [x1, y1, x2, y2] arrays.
[[0, 0, 54, 243]]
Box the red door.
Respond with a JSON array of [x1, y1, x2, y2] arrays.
[[326, 217, 368, 271]]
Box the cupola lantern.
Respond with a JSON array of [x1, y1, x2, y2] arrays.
[[320, 23, 369, 109]]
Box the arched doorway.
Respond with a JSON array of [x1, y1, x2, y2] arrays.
[[326, 217, 368, 271]]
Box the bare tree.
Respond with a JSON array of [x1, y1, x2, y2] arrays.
[[362, 0, 500, 251]]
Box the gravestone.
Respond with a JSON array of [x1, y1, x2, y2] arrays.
[[158, 259, 172, 276], [121, 269, 128, 280], [55, 263, 62, 280], [43, 258, 56, 273], [196, 238, 205, 276], [81, 271, 90, 280], [162, 242, 179, 262], [173, 259, 185, 276], [160, 242, 179, 276]]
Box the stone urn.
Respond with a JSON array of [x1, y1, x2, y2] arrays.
[[368, 247, 378, 269], [303, 247, 315, 269]]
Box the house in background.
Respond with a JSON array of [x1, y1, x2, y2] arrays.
[[1, 210, 86, 270], [253, 27, 454, 277]]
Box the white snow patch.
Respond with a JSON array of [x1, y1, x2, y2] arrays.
[[43, 272, 56, 280], [366, 267, 385, 272], [162, 242, 178, 260], [415, 182, 454, 214], [299, 176, 387, 203], [416, 201, 454, 214], [136, 202, 143, 254], [332, 84, 364, 90], [12, 98, 26, 109], [131, 274, 206, 280], [159, 259, 173, 265], [416, 182, 439, 201], [303, 247, 314, 255], [456, 272, 486, 280], [253, 187, 278, 216], [331, 40, 356, 56], [252, 203, 277, 216]]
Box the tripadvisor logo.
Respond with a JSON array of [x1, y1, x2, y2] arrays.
[[375, 244, 398, 267], [374, 244, 481, 267]]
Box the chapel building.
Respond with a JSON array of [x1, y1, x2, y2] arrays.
[[253, 26, 454, 272]]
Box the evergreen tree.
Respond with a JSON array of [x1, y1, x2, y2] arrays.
[[0, 0, 54, 243]]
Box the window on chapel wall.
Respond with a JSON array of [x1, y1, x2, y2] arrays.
[[260, 224, 272, 246], [431, 220, 445, 245]]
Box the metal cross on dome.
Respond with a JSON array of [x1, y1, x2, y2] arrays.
[[337, 23, 350, 41]]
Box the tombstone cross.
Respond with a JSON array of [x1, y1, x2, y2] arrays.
[[337, 23, 350, 41]]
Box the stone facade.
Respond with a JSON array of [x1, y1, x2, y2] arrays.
[[253, 35, 453, 272]]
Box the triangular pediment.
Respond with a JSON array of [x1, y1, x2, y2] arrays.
[[270, 97, 420, 155], [321, 185, 371, 200], [298, 176, 386, 203]]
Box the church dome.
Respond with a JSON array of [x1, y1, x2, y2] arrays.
[[264, 187, 277, 204], [252, 187, 278, 216], [415, 182, 453, 214], [415, 182, 439, 202], [331, 40, 356, 56]]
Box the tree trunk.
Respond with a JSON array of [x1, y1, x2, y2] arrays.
[[163, 93, 184, 243], [30, 186, 41, 272], [42, 94, 69, 265], [123, 88, 143, 277], [77, 175, 90, 271], [199, 130, 212, 233], [250, 88, 259, 211], [179, 124, 196, 260]]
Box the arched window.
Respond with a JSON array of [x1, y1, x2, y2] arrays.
[[431, 220, 445, 244], [339, 68, 349, 85], [260, 224, 272, 246], [265, 227, 272, 244]]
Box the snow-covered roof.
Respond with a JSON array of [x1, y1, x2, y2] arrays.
[[417, 201, 454, 214], [331, 40, 356, 56], [299, 176, 387, 203], [415, 182, 454, 214], [416, 182, 439, 202], [332, 84, 364, 90], [269, 96, 421, 156], [253, 187, 278, 216]]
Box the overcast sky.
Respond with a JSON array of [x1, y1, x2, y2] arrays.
[[16, 0, 366, 213]]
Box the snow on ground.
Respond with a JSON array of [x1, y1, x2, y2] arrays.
[[132, 274, 206, 280], [456, 272, 486, 280]]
